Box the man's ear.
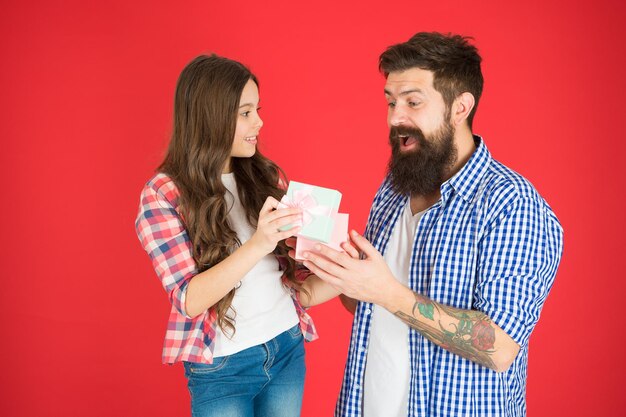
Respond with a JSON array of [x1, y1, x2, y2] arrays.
[[451, 92, 475, 126]]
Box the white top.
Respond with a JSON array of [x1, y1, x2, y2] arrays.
[[363, 200, 425, 417], [212, 173, 299, 358]]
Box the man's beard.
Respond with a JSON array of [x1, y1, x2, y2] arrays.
[[387, 121, 457, 196]]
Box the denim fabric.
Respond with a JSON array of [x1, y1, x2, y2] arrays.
[[183, 325, 305, 417]]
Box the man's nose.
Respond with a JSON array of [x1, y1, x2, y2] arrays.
[[388, 106, 408, 127]]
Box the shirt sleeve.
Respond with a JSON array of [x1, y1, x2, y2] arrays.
[[473, 195, 564, 348], [135, 182, 197, 319]]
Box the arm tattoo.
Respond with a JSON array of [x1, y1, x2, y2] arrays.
[[396, 292, 498, 370]]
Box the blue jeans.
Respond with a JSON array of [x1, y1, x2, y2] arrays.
[[183, 325, 305, 417]]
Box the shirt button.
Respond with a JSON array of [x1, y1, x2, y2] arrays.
[[358, 346, 365, 353], [365, 308, 372, 315], [355, 383, 361, 389]]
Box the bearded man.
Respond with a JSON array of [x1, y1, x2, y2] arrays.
[[301, 32, 564, 417]]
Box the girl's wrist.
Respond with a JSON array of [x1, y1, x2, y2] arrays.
[[244, 233, 272, 259]]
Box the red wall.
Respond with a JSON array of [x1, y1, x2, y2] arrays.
[[1, 1, 624, 416]]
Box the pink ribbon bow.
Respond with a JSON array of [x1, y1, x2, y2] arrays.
[[279, 187, 333, 226]]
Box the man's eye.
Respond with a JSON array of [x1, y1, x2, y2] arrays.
[[408, 101, 420, 107], [387, 102, 396, 108]]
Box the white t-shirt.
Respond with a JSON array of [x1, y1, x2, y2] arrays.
[[212, 173, 299, 358], [363, 200, 424, 417]]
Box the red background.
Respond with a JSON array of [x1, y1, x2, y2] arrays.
[[2, 1, 624, 416]]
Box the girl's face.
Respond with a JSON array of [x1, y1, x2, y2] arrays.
[[224, 79, 263, 173]]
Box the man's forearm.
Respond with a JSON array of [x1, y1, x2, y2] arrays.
[[384, 285, 519, 372]]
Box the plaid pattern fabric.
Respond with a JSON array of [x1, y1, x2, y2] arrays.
[[336, 137, 563, 417], [135, 173, 318, 364]]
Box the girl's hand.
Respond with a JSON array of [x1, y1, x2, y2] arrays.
[[250, 196, 303, 255], [285, 237, 297, 260]]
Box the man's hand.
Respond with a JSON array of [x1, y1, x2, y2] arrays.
[[303, 230, 520, 371], [302, 230, 402, 308], [286, 232, 360, 261]]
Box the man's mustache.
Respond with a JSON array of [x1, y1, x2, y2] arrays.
[[389, 126, 426, 141]]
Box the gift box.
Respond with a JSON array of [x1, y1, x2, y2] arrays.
[[278, 181, 342, 243], [294, 213, 349, 260]]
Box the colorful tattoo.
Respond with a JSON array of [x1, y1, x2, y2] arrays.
[[395, 292, 497, 370], [412, 293, 435, 320]]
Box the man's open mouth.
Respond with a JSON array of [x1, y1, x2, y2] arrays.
[[398, 135, 418, 147]]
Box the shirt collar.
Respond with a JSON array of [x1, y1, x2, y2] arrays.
[[441, 135, 492, 204]]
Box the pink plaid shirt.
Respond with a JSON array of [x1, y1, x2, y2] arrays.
[[135, 173, 318, 364]]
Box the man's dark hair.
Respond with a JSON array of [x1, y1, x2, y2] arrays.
[[379, 32, 483, 128]]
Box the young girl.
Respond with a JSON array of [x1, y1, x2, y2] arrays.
[[135, 55, 337, 417]]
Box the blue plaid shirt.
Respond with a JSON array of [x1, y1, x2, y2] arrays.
[[336, 137, 563, 417]]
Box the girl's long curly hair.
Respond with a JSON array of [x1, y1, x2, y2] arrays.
[[159, 54, 300, 336]]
